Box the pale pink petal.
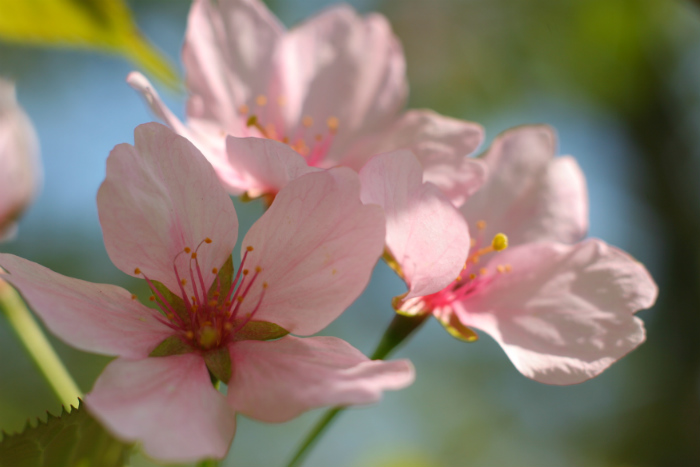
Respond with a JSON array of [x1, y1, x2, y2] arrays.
[[345, 110, 486, 206], [225, 135, 319, 197], [239, 168, 385, 335], [359, 150, 470, 299], [460, 125, 588, 245], [454, 240, 657, 384], [183, 0, 284, 136], [0, 79, 40, 240], [97, 123, 238, 293], [227, 336, 414, 422], [275, 5, 407, 163], [0, 254, 172, 358], [86, 354, 236, 462]]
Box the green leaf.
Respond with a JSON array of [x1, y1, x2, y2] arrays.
[[151, 280, 189, 323], [149, 335, 191, 358], [0, 0, 179, 89], [0, 400, 132, 467], [204, 348, 232, 383], [208, 256, 234, 307], [233, 320, 289, 342]]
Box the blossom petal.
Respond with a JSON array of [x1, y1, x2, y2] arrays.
[[97, 123, 238, 293], [359, 150, 470, 299], [182, 0, 284, 136], [0, 254, 172, 358], [86, 354, 236, 462], [454, 240, 657, 384], [0, 79, 40, 239], [276, 5, 407, 163], [240, 168, 385, 335], [227, 336, 414, 422], [225, 135, 319, 196], [346, 110, 486, 206], [460, 125, 588, 245]]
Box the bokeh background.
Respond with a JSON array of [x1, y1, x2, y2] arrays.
[[0, 0, 698, 466]]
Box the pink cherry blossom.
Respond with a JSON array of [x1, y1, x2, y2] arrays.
[[387, 125, 657, 384], [128, 0, 484, 203], [0, 123, 414, 462], [0, 78, 41, 241]]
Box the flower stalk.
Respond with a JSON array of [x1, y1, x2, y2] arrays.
[[285, 312, 428, 467], [0, 279, 80, 407]]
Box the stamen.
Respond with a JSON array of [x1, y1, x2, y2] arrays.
[[238, 104, 249, 115], [476, 220, 486, 230], [184, 247, 191, 254], [256, 95, 267, 107], [134, 268, 141, 275], [302, 116, 314, 128], [246, 115, 269, 138], [204, 238, 212, 244], [149, 296, 155, 301], [327, 116, 339, 133], [492, 233, 508, 251], [130, 294, 137, 300], [212, 268, 218, 274]]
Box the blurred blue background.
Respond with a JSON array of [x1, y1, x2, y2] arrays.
[[0, 0, 696, 466]]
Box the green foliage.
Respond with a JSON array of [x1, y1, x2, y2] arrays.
[[0, 0, 179, 88], [0, 401, 132, 467]]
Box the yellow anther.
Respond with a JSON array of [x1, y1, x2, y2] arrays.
[[186, 331, 194, 339], [134, 268, 141, 275], [212, 268, 218, 274], [282, 136, 290, 144], [327, 116, 339, 132], [237, 296, 244, 303], [277, 96, 287, 107], [191, 252, 197, 259], [205, 238, 212, 244], [243, 269, 249, 275], [213, 291, 220, 297], [149, 295, 155, 301], [184, 247, 191, 253], [181, 279, 187, 286], [246, 246, 254, 252], [130, 294, 137, 300], [256, 95, 267, 106], [191, 296, 196, 303], [456, 275, 462, 282], [505, 264, 512, 273], [262, 282, 269, 289], [302, 116, 314, 127], [166, 313, 174, 320], [476, 220, 486, 230], [469, 273, 476, 280], [479, 268, 487, 276], [496, 265, 505, 274], [224, 322, 233, 331], [225, 301, 232, 307], [238, 104, 249, 115], [208, 300, 218, 307], [315, 134, 323, 142], [491, 233, 508, 251], [470, 238, 476, 247], [255, 266, 262, 273]]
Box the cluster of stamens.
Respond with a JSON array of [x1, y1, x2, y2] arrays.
[[426, 220, 512, 309], [237, 94, 339, 166], [133, 238, 267, 351]]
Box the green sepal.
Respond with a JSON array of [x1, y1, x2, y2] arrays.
[[207, 255, 234, 307], [149, 335, 192, 357], [232, 320, 289, 342], [204, 347, 232, 383], [0, 400, 132, 467], [151, 280, 189, 323]]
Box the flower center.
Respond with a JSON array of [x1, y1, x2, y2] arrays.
[[133, 239, 267, 351], [423, 221, 511, 310], [238, 94, 339, 167]]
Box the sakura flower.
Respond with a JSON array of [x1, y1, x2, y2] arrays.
[[0, 123, 414, 462], [128, 0, 484, 204], [372, 125, 658, 385], [0, 78, 41, 241]]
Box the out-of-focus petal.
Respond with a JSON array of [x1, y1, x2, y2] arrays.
[[460, 125, 588, 245], [97, 123, 238, 293], [183, 0, 284, 136], [275, 5, 407, 163], [346, 110, 485, 206], [86, 354, 236, 462], [0, 254, 172, 358], [0, 79, 40, 240], [225, 135, 319, 196], [239, 168, 385, 335], [227, 335, 414, 422], [359, 150, 470, 299], [455, 239, 657, 385]]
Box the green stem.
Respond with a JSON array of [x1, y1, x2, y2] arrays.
[[0, 280, 81, 407], [285, 313, 429, 467]]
